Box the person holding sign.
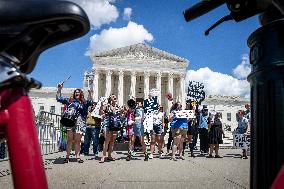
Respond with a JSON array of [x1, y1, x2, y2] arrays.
[[235, 110, 249, 159], [208, 112, 225, 158], [83, 102, 102, 157], [169, 102, 188, 161]]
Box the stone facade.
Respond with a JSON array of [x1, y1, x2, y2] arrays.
[[83, 43, 189, 113]]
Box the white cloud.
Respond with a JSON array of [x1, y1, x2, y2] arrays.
[[186, 67, 250, 97], [70, 0, 119, 28], [88, 21, 154, 53], [233, 54, 251, 79], [123, 7, 132, 20]]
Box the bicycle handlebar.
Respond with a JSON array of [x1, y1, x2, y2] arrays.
[[183, 0, 226, 22]]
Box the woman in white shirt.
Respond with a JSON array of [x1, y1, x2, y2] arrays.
[[149, 105, 164, 159]]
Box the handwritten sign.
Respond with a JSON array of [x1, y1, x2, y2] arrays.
[[91, 97, 107, 118], [143, 115, 154, 132], [143, 96, 158, 132], [144, 96, 158, 115], [149, 88, 159, 97], [233, 134, 250, 150], [175, 110, 196, 119], [186, 81, 205, 104]]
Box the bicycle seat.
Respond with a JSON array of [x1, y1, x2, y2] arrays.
[[0, 0, 90, 73]]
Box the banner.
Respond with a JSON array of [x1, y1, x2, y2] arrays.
[[175, 110, 196, 119], [233, 134, 250, 150]]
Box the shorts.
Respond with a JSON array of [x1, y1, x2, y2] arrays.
[[105, 127, 121, 132], [66, 115, 86, 134], [133, 123, 144, 137], [172, 128, 188, 138], [126, 125, 134, 136], [150, 124, 163, 135]]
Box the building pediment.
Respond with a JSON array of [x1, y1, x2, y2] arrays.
[[92, 43, 189, 64]]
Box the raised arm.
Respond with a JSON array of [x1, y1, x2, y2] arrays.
[[99, 102, 107, 118], [56, 83, 63, 100], [87, 89, 93, 101], [169, 112, 175, 122]]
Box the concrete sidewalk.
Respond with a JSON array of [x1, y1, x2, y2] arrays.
[[1, 148, 249, 189]]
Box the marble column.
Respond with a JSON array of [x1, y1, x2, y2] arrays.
[[180, 73, 186, 108], [176, 77, 181, 103], [117, 69, 124, 106], [167, 72, 174, 113], [144, 71, 150, 99], [87, 76, 91, 89], [83, 71, 88, 88], [156, 71, 162, 103], [92, 68, 99, 102], [130, 71, 136, 98], [105, 69, 112, 98]]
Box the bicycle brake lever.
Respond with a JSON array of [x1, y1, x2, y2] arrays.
[[205, 15, 233, 36]]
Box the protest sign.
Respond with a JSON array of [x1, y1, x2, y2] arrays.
[[143, 115, 154, 132], [149, 88, 159, 97], [144, 96, 158, 115], [186, 81, 205, 104], [143, 96, 158, 132], [175, 110, 196, 119], [91, 97, 107, 118], [233, 134, 250, 150]]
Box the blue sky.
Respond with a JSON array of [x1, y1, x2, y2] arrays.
[[30, 0, 260, 96]]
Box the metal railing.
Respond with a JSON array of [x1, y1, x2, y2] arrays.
[[36, 111, 65, 155], [0, 111, 65, 161]]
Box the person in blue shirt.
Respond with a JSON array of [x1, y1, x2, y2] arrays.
[[198, 106, 210, 155], [169, 102, 188, 161], [56, 83, 93, 163], [236, 110, 249, 159]]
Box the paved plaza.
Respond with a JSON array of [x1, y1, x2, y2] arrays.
[[1, 148, 249, 189]]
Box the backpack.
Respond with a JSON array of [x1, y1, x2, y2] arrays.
[[106, 105, 121, 129], [60, 105, 77, 128]]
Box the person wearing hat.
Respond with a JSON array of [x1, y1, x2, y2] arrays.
[[198, 106, 210, 155]]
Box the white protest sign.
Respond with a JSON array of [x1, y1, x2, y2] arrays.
[[149, 88, 159, 97], [91, 97, 107, 118], [143, 115, 154, 132], [175, 110, 196, 119], [233, 134, 250, 150]]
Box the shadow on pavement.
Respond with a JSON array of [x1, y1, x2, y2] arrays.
[[223, 153, 243, 158], [46, 157, 79, 164]]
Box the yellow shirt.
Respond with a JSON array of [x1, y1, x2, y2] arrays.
[[86, 112, 101, 127]]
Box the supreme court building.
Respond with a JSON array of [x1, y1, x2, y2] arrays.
[[83, 43, 189, 112]]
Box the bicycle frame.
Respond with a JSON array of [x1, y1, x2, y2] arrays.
[[0, 86, 48, 189]]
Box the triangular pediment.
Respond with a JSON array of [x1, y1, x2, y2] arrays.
[[92, 43, 189, 63]]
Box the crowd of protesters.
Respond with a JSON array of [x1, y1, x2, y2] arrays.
[[55, 83, 251, 163]]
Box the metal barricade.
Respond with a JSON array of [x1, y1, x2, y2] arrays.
[[0, 111, 65, 164], [36, 111, 65, 155], [0, 140, 8, 161]]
